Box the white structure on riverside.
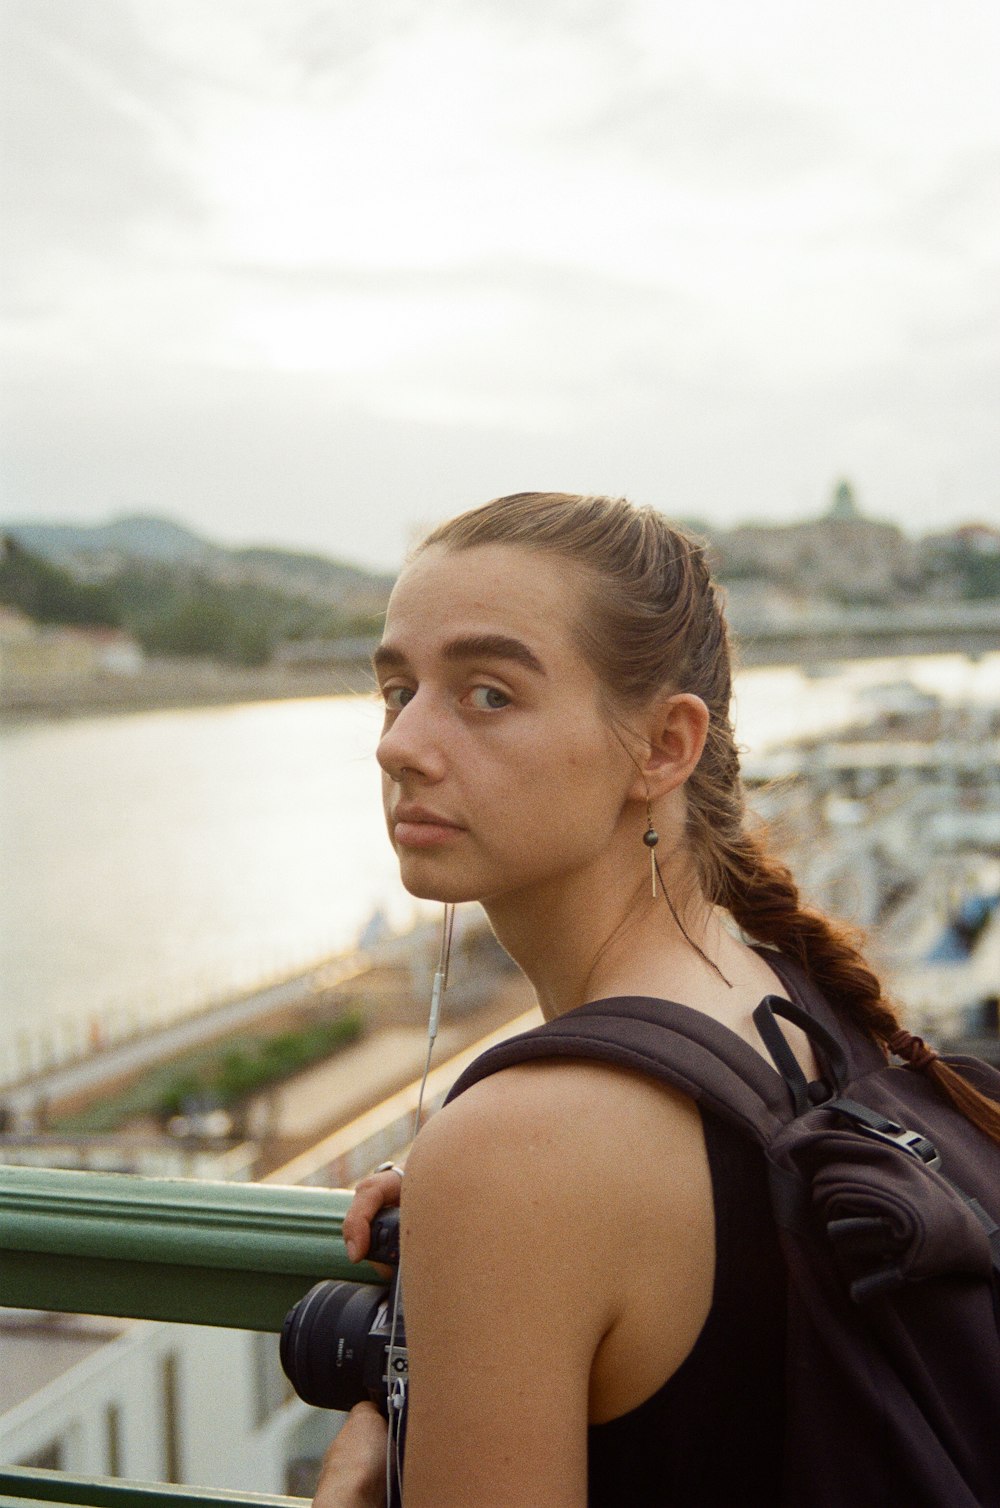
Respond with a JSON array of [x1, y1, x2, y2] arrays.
[[0, 1313, 332, 1497], [0, 1012, 537, 1496]]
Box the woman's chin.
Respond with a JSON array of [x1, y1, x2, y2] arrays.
[[398, 867, 481, 905]]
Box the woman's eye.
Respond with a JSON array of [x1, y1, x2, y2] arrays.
[[383, 685, 415, 711], [467, 686, 510, 711]]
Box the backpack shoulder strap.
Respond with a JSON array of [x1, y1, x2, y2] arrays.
[[445, 992, 800, 1146], [753, 947, 886, 1076]]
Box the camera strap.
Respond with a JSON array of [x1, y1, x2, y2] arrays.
[[386, 901, 456, 1506]]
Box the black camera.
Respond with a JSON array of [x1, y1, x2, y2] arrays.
[[280, 1208, 406, 1418]]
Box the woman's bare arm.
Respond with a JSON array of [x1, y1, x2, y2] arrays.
[[398, 1070, 611, 1507], [395, 1056, 714, 1508]]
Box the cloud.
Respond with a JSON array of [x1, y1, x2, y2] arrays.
[[0, 0, 205, 283], [1, 0, 997, 560], [561, 73, 847, 193]]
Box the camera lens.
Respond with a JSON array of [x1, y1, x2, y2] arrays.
[[280, 1279, 389, 1411]]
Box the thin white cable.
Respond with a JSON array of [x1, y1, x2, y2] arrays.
[[385, 902, 455, 1506]]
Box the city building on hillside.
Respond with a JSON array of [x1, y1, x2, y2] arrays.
[[0, 612, 143, 681]]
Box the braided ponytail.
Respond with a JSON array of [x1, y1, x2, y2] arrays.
[[679, 568, 1000, 1143], [712, 819, 1000, 1144], [420, 491, 1000, 1144]]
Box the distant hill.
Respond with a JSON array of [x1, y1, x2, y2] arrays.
[[6, 515, 216, 565], [0, 516, 396, 667], [7, 503, 996, 624], [2, 515, 395, 613]]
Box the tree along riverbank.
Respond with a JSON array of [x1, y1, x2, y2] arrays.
[[5, 599, 997, 726], [0, 658, 374, 723]]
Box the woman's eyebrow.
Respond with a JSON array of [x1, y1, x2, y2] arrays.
[[442, 634, 546, 674], [372, 634, 545, 676], [371, 643, 407, 675]]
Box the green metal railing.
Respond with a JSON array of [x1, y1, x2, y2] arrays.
[[0, 1164, 381, 1507], [0, 1163, 377, 1331], [0, 1469, 302, 1508]]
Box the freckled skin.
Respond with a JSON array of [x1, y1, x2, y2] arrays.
[[375, 543, 639, 913]]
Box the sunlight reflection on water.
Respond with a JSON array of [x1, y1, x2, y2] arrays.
[[0, 696, 423, 1041], [1, 652, 997, 1047]]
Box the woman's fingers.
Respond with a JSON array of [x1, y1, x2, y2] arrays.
[[343, 1168, 404, 1263], [313, 1401, 388, 1508]]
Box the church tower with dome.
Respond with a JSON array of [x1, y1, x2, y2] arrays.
[[827, 479, 863, 521]]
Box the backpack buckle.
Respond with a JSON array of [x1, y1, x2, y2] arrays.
[[825, 1095, 943, 1171], [853, 1121, 942, 1170]]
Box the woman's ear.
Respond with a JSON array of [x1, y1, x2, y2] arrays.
[[630, 693, 710, 800]]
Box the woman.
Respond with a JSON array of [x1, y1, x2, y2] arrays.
[[312, 492, 997, 1508]]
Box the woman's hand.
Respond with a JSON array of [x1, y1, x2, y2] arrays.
[[313, 1164, 402, 1506], [343, 1165, 404, 1267], [312, 1401, 388, 1508]]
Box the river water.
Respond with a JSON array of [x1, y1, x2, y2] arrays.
[[2, 652, 998, 1068]]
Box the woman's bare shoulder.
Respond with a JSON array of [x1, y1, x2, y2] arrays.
[[406, 1056, 708, 1242], [396, 1057, 717, 1500]]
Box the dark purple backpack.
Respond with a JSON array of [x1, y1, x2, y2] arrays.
[[445, 951, 1000, 1507]]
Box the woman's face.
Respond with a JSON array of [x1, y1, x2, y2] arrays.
[[374, 543, 637, 907]]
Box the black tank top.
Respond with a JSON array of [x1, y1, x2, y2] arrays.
[[587, 1109, 787, 1507]]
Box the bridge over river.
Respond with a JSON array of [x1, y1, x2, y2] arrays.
[[300, 601, 998, 673], [725, 600, 998, 667]]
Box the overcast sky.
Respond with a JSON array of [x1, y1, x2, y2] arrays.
[[1, 0, 998, 570]]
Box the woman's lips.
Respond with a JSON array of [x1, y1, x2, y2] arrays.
[[392, 807, 465, 849]]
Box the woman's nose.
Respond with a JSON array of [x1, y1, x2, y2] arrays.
[[376, 694, 444, 783]]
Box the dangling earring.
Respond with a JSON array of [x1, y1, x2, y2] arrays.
[[642, 800, 659, 898], [641, 795, 734, 988]]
